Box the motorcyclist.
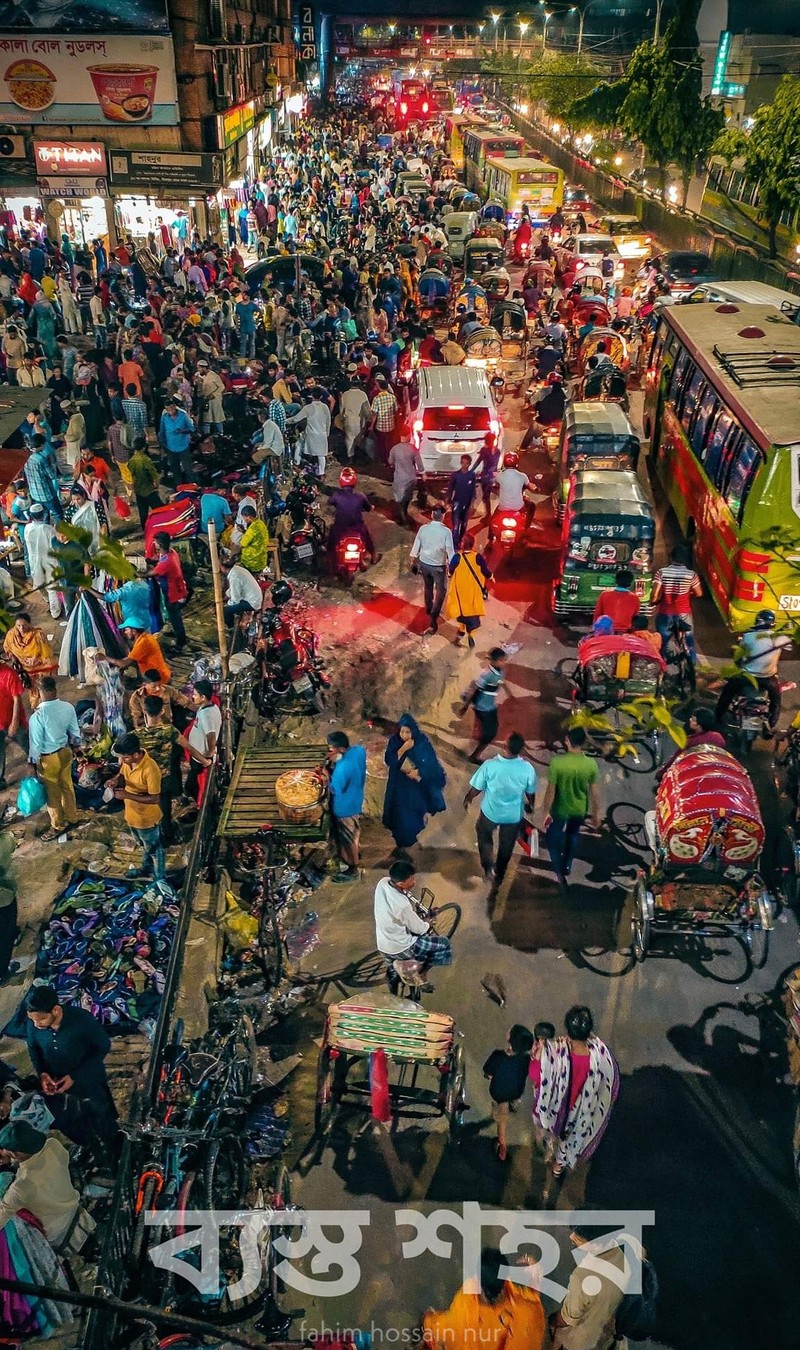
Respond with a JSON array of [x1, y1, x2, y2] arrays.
[[530, 371, 567, 427], [491, 451, 539, 536], [328, 467, 381, 567], [715, 609, 793, 735]]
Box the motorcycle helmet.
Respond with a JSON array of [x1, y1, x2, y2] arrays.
[[270, 579, 294, 610], [754, 609, 776, 629], [503, 451, 520, 469], [339, 467, 358, 488], [547, 371, 563, 384]]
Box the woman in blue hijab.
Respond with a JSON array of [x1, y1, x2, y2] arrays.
[[382, 713, 447, 852]]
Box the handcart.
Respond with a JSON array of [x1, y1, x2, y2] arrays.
[[315, 992, 467, 1144]]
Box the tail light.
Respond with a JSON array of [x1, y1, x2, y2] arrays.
[[422, 101, 429, 113], [344, 542, 361, 559], [502, 516, 518, 528], [412, 418, 423, 443], [448, 404, 465, 411], [401, 101, 408, 114], [489, 417, 500, 437]]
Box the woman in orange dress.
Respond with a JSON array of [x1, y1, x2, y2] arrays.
[[3, 613, 56, 708]]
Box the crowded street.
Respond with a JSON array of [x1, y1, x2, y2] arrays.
[[1, 18, 800, 1350]]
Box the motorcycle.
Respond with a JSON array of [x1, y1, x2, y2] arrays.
[[333, 533, 367, 584], [489, 507, 526, 552], [257, 609, 330, 718], [726, 680, 796, 755], [280, 471, 327, 571]]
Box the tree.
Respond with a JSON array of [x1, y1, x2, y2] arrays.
[[715, 76, 800, 258], [51, 524, 135, 593], [568, 78, 627, 132]]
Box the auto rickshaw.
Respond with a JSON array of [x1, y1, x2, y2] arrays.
[[418, 268, 451, 321], [491, 298, 528, 362], [552, 468, 654, 619], [463, 238, 505, 278], [444, 211, 479, 262], [522, 259, 556, 296], [462, 325, 503, 370], [481, 201, 505, 223], [473, 220, 506, 244], [577, 326, 629, 374], [454, 281, 488, 323], [555, 403, 640, 516]]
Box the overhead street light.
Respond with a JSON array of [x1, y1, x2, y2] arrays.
[[491, 11, 501, 52], [542, 9, 552, 51], [517, 18, 530, 68]]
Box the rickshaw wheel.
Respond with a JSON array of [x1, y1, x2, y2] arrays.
[[315, 1043, 338, 1134], [444, 1043, 467, 1146], [631, 876, 651, 962], [743, 893, 772, 970]]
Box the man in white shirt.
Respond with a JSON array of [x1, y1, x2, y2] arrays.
[[374, 858, 452, 994], [231, 485, 258, 546], [493, 451, 541, 534], [186, 678, 221, 802], [253, 411, 285, 467], [389, 439, 423, 525], [221, 557, 263, 622], [288, 389, 331, 476], [0, 1120, 79, 1246], [409, 505, 454, 636]]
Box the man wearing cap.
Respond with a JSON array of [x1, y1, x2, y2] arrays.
[[25, 503, 61, 618], [0, 1119, 79, 1245], [26, 985, 117, 1151], [369, 374, 398, 464], [158, 398, 195, 485]]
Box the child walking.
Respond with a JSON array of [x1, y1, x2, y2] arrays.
[[483, 1023, 534, 1161]]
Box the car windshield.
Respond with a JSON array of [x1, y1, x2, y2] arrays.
[[608, 221, 642, 236], [668, 253, 712, 275], [423, 407, 491, 432], [580, 239, 613, 255]]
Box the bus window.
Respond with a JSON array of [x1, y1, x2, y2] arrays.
[[724, 435, 762, 523], [701, 408, 737, 485], [679, 366, 705, 431], [667, 348, 692, 407], [689, 384, 719, 458]]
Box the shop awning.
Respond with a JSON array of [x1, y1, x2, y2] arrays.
[[0, 387, 47, 448]]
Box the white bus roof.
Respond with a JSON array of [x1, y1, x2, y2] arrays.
[[684, 280, 800, 309], [660, 303, 800, 449]]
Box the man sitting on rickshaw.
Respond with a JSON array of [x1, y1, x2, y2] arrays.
[[457, 310, 483, 342], [374, 858, 453, 995], [593, 568, 641, 633]]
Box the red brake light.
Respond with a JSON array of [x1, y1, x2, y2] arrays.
[[448, 404, 465, 410], [344, 543, 361, 558], [502, 516, 517, 528], [401, 102, 408, 114], [422, 101, 429, 113]]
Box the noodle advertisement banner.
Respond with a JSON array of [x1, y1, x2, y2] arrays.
[[0, 33, 178, 124]]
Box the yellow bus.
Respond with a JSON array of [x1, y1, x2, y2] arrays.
[[484, 155, 564, 222], [462, 127, 527, 195], [444, 113, 485, 172], [643, 303, 800, 628]]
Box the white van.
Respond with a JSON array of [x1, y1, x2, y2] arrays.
[[680, 280, 800, 314], [444, 211, 479, 262], [409, 366, 503, 480]]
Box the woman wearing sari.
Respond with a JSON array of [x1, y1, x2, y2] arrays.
[[444, 534, 492, 649], [529, 1005, 619, 1179], [382, 713, 447, 853], [3, 614, 55, 708]]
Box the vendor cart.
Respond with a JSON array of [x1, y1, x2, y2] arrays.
[[315, 993, 467, 1144], [217, 742, 329, 844], [632, 746, 774, 969]]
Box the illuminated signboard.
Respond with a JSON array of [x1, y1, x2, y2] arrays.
[[34, 140, 106, 174], [711, 30, 731, 97]]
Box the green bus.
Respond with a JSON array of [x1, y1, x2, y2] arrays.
[[462, 126, 526, 195]]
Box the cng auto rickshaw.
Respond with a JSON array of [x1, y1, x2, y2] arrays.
[[552, 468, 654, 619], [463, 238, 505, 278], [555, 402, 640, 515], [454, 281, 489, 323], [481, 201, 506, 224], [444, 211, 479, 263]]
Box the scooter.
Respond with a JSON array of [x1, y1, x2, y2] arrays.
[[727, 680, 796, 754]]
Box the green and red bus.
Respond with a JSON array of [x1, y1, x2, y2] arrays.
[[643, 302, 800, 630]]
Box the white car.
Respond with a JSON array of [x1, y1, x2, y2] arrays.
[[557, 233, 625, 282]]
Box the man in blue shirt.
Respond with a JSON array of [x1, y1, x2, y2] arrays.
[[464, 731, 537, 888], [28, 677, 81, 839], [447, 454, 478, 551], [326, 730, 367, 884], [461, 647, 507, 763], [199, 490, 233, 538], [235, 298, 259, 359], [158, 399, 195, 485]]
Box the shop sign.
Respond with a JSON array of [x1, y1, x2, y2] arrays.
[[218, 100, 256, 149], [297, 4, 316, 62], [399, 46, 418, 57], [109, 148, 224, 190], [38, 175, 108, 198], [711, 30, 731, 97], [0, 0, 168, 36], [34, 140, 106, 175], [0, 33, 178, 126]]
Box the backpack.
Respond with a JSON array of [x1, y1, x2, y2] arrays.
[[614, 1257, 659, 1342]]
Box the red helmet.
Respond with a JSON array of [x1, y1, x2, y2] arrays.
[[547, 371, 563, 385], [503, 451, 519, 469], [339, 467, 358, 488]]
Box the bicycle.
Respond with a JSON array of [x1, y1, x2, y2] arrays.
[[230, 827, 306, 989], [385, 886, 462, 1002], [660, 615, 697, 698]]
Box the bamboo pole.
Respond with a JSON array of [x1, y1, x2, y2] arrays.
[[207, 520, 229, 680]]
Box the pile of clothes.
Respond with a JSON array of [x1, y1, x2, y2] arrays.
[[35, 871, 179, 1033]]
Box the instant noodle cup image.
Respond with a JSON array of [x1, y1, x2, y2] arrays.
[[88, 63, 159, 122], [4, 58, 57, 112]]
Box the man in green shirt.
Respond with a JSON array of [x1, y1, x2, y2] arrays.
[[127, 439, 162, 529], [236, 506, 270, 574], [539, 726, 601, 886]]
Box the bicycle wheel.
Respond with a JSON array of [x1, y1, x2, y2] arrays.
[[258, 903, 284, 989], [429, 903, 462, 940], [230, 1012, 258, 1099], [614, 737, 656, 775], [202, 1134, 247, 1215]]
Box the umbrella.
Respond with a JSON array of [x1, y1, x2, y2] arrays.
[[58, 588, 126, 682]]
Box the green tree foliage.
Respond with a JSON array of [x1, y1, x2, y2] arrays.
[[51, 523, 135, 593], [713, 76, 800, 258]]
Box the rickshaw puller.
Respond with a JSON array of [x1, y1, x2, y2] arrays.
[[374, 859, 452, 994]]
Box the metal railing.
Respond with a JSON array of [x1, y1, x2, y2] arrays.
[[82, 762, 223, 1350]]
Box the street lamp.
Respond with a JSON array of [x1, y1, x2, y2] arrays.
[[518, 17, 530, 68], [541, 9, 552, 51], [491, 11, 500, 53], [570, 0, 604, 55]]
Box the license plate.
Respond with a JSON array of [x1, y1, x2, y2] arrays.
[[779, 594, 800, 611], [293, 674, 312, 692], [294, 543, 314, 560], [742, 717, 763, 732]]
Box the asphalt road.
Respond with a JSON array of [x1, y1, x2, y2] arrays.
[[271, 368, 800, 1350]]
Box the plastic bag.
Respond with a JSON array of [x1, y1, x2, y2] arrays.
[[114, 495, 132, 519], [284, 910, 320, 962], [16, 775, 47, 817], [219, 889, 259, 948]]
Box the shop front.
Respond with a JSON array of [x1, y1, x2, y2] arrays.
[[108, 149, 224, 250], [33, 140, 113, 250]]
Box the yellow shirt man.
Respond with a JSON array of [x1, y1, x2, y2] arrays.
[[120, 751, 162, 829]]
